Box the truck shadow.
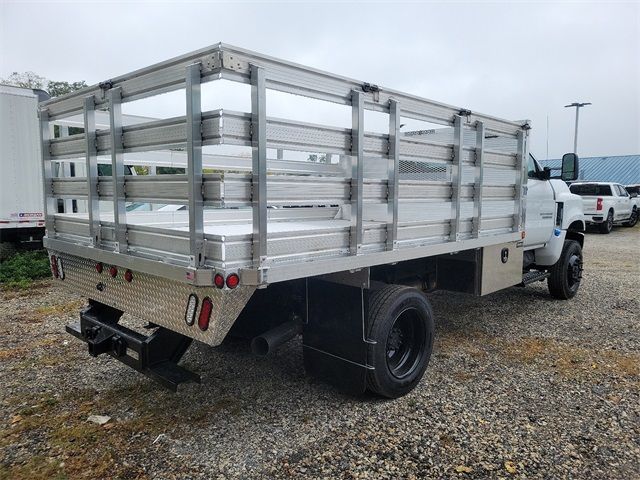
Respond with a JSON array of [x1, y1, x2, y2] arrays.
[[92, 281, 578, 425]]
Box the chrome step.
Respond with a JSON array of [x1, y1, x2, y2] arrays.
[[520, 270, 550, 286]]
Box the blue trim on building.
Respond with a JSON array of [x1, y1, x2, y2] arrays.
[[539, 155, 640, 185]]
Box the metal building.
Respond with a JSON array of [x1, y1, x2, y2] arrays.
[[539, 155, 640, 185]]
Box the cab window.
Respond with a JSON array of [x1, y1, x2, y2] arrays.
[[527, 154, 538, 179], [527, 154, 543, 179]]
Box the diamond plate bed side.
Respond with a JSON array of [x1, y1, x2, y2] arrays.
[[52, 252, 255, 346]]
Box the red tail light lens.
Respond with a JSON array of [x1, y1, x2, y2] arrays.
[[596, 197, 603, 211], [226, 273, 239, 289], [50, 255, 59, 278], [214, 273, 225, 289], [96, 262, 103, 273], [124, 269, 133, 282], [109, 266, 118, 278], [198, 297, 213, 331]]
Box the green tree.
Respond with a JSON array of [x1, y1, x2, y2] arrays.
[[1, 71, 87, 98], [1, 71, 47, 90], [47, 80, 88, 97]]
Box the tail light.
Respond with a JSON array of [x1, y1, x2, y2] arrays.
[[96, 262, 103, 273], [596, 197, 603, 211], [50, 255, 59, 278], [226, 273, 240, 289], [198, 297, 213, 331], [109, 266, 118, 278], [184, 294, 198, 326], [56, 256, 65, 280], [124, 269, 133, 283], [214, 273, 225, 289]]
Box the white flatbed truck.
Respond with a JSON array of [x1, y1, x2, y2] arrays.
[[40, 44, 585, 397]]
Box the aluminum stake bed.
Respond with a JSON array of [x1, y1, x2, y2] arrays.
[[41, 43, 585, 396]]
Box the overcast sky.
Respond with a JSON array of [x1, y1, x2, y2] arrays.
[[1, 0, 638, 159]]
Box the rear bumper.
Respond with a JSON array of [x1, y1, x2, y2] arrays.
[[67, 300, 200, 391], [584, 214, 604, 223]]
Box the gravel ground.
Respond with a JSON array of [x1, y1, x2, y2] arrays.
[[1, 226, 638, 479]]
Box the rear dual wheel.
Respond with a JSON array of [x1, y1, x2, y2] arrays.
[[366, 286, 434, 398]]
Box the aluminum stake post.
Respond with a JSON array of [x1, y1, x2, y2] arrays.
[[186, 63, 204, 267], [350, 90, 364, 255], [109, 87, 127, 253], [251, 65, 268, 268]]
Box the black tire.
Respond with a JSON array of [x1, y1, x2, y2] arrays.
[[548, 240, 583, 300], [599, 210, 613, 234], [623, 207, 638, 227], [366, 285, 434, 398]]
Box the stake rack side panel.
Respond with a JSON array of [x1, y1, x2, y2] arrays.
[[39, 43, 527, 287]]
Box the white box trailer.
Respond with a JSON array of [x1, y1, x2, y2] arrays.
[[0, 87, 157, 252], [0, 85, 48, 253], [40, 44, 585, 397]]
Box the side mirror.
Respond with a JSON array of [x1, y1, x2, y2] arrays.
[[561, 153, 579, 181], [538, 167, 551, 180], [631, 192, 638, 198]]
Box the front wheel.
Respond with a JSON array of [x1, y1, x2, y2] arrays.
[[366, 285, 434, 398], [599, 210, 614, 234], [623, 207, 638, 227], [548, 240, 583, 300]]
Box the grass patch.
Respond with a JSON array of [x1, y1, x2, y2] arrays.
[[0, 390, 152, 480], [35, 300, 85, 320], [0, 338, 58, 361], [437, 330, 640, 381], [0, 250, 51, 289]]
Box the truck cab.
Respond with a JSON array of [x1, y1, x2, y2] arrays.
[[524, 153, 584, 250], [521, 153, 585, 298]]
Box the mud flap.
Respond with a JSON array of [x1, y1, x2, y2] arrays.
[[302, 279, 372, 395], [66, 300, 200, 391]]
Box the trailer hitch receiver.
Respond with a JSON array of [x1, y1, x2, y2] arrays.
[[66, 300, 200, 391]]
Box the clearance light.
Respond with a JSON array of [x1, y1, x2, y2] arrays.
[[214, 273, 225, 289], [109, 266, 118, 278], [56, 256, 65, 280], [124, 269, 133, 283], [184, 294, 198, 326], [226, 273, 240, 289], [198, 297, 213, 331], [96, 262, 103, 273], [50, 255, 59, 278]]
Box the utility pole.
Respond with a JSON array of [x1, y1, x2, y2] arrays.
[[564, 102, 591, 154], [546, 115, 549, 160]]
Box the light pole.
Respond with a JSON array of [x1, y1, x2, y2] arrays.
[[564, 102, 591, 154]]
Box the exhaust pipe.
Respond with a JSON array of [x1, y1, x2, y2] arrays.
[[251, 320, 302, 356]]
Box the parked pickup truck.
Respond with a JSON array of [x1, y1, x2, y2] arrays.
[[569, 182, 639, 233], [626, 185, 640, 213]]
